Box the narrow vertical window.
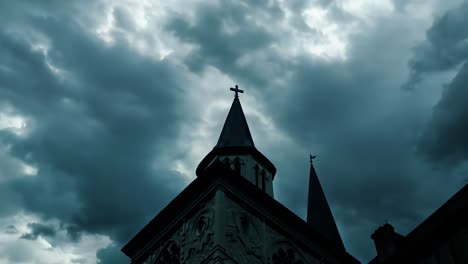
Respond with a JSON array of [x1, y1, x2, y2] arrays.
[[254, 164, 259, 187], [234, 157, 241, 176], [223, 157, 230, 168], [261, 169, 266, 192]]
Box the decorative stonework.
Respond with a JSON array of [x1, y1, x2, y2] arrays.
[[219, 192, 321, 264], [154, 240, 180, 264], [140, 190, 322, 264], [225, 208, 264, 264], [141, 198, 215, 264], [272, 247, 304, 264]]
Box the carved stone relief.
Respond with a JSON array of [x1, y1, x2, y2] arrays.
[[220, 193, 322, 264], [141, 198, 215, 264], [224, 208, 264, 264], [271, 239, 310, 264], [140, 191, 323, 264], [272, 247, 304, 264]]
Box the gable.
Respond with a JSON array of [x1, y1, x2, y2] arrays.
[[122, 161, 359, 264]]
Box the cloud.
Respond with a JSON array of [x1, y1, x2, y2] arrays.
[[404, 0, 468, 89], [0, 0, 467, 263], [163, 0, 466, 261], [0, 0, 189, 262], [96, 244, 128, 264], [404, 1, 468, 167], [418, 62, 468, 165], [20, 223, 56, 240], [4, 225, 17, 234]]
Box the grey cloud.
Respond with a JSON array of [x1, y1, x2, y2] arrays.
[[0, 0, 466, 263], [166, 0, 277, 87], [165, 1, 464, 261], [405, 1, 468, 89], [113, 6, 138, 31], [418, 62, 468, 165], [405, 1, 468, 166], [267, 17, 465, 260], [4, 225, 17, 234], [20, 222, 56, 240], [71, 258, 87, 264], [0, 1, 189, 263], [97, 244, 129, 264]]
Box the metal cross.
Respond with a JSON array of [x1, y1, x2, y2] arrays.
[[230, 85, 244, 98]]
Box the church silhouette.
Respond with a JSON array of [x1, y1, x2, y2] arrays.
[[121, 86, 468, 264]]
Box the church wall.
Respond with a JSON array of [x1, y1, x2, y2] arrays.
[[216, 189, 322, 264], [139, 192, 217, 264], [137, 188, 327, 264]]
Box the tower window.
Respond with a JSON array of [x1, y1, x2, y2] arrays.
[[223, 157, 230, 167], [254, 164, 259, 187], [261, 169, 266, 192], [234, 157, 241, 176]]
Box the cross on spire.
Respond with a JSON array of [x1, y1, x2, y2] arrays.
[[230, 85, 244, 98]]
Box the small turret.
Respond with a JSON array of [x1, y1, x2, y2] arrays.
[[371, 223, 404, 262]]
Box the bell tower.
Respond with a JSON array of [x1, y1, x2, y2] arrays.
[[121, 85, 359, 264], [196, 85, 277, 196]]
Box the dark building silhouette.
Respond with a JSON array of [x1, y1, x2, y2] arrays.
[[120, 85, 467, 264], [121, 86, 358, 263], [369, 185, 468, 264]]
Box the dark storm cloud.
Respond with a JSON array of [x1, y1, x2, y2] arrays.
[[0, 1, 188, 262], [268, 45, 431, 260], [1, 1, 466, 263], [405, 1, 468, 89], [165, 1, 464, 261], [407, 1, 468, 166], [20, 223, 56, 240], [97, 244, 129, 264], [418, 62, 468, 165], [166, 0, 278, 87]]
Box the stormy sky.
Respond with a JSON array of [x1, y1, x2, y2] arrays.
[[0, 0, 467, 263]]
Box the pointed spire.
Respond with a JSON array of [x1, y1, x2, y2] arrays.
[[307, 156, 344, 249], [196, 85, 276, 178], [215, 96, 255, 148]]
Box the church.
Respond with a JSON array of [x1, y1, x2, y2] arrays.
[[121, 85, 359, 263]]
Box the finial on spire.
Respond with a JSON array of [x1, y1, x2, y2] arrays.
[[310, 154, 316, 163], [230, 85, 244, 98]]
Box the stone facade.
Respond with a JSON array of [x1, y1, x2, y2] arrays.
[[140, 189, 321, 264]]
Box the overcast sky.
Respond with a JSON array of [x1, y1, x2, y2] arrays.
[[1, 0, 467, 263]]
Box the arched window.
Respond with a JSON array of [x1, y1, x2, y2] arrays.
[[223, 157, 231, 167], [254, 164, 259, 187], [261, 169, 266, 192], [234, 157, 241, 176]]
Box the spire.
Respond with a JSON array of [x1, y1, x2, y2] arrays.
[[196, 85, 276, 179], [215, 96, 255, 148], [307, 156, 344, 249]]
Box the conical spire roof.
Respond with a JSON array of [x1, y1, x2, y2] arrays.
[[307, 158, 344, 250], [196, 87, 276, 177], [215, 97, 255, 148]]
